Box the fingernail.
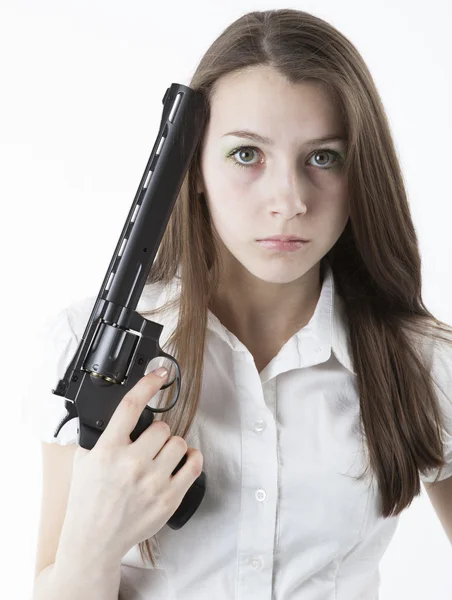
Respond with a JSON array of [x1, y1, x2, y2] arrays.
[[153, 367, 168, 378]]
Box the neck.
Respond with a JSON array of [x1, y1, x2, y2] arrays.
[[209, 260, 324, 346]]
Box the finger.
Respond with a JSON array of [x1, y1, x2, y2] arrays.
[[99, 368, 168, 447], [168, 447, 204, 489], [131, 419, 173, 459]]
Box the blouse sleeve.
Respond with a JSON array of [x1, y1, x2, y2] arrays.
[[20, 285, 165, 446], [20, 307, 80, 445], [419, 336, 452, 483]]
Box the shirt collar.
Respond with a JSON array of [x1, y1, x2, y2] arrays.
[[140, 258, 356, 378]]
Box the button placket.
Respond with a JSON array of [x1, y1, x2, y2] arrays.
[[253, 419, 266, 434], [255, 488, 267, 502], [237, 364, 277, 599], [249, 556, 264, 570]]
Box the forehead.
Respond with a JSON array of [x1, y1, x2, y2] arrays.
[[209, 65, 342, 137]]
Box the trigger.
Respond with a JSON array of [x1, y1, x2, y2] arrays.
[[53, 400, 78, 437]]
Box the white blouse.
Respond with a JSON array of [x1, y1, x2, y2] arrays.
[[22, 259, 452, 599]]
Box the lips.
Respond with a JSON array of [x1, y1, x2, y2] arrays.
[[257, 239, 310, 252], [258, 235, 309, 242]]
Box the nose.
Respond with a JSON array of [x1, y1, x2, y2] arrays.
[[269, 189, 307, 219], [268, 174, 309, 219]]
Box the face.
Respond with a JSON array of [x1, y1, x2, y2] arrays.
[[196, 65, 350, 285]]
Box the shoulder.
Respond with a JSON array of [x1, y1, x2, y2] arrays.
[[415, 327, 452, 483], [430, 334, 452, 418], [403, 322, 452, 424]]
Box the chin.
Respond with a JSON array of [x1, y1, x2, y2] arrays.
[[244, 260, 311, 284]]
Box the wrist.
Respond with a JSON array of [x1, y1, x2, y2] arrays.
[[55, 520, 123, 576]]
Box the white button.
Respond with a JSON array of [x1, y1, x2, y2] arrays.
[[253, 419, 266, 433], [255, 488, 267, 501], [250, 557, 263, 570]]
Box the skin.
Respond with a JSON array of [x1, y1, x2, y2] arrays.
[[196, 65, 350, 368]]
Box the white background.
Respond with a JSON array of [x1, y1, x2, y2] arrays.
[[1, 0, 451, 598]]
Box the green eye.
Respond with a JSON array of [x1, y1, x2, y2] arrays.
[[308, 150, 343, 170], [226, 145, 344, 170], [226, 146, 261, 168]]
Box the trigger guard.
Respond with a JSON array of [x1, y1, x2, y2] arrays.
[[150, 351, 181, 413], [158, 354, 177, 389]]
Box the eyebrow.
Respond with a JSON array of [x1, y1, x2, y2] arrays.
[[222, 129, 347, 147]]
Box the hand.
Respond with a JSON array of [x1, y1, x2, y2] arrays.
[[58, 368, 203, 561]]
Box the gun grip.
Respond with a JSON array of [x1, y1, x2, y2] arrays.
[[129, 404, 155, 442]]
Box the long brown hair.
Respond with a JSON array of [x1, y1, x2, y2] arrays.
[[138, 8, 452, 567]]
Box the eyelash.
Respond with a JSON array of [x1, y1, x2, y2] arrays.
[[226, 145, 344, 171]]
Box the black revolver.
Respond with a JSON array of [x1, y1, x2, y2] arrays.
[[52, 83, 207, 530]]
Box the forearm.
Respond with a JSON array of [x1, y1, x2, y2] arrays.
[[32, 549, 122, 600], [32, 502, 125, 600]]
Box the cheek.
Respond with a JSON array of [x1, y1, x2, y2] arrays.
[[206, 193, 254, 246], [335, 189, 350, 223], [205, 176, 253, 221], [209, 200, 247, 236], [324, 199, 350, 237]]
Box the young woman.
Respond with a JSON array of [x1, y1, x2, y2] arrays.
[[29, 8, 452, 600]]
